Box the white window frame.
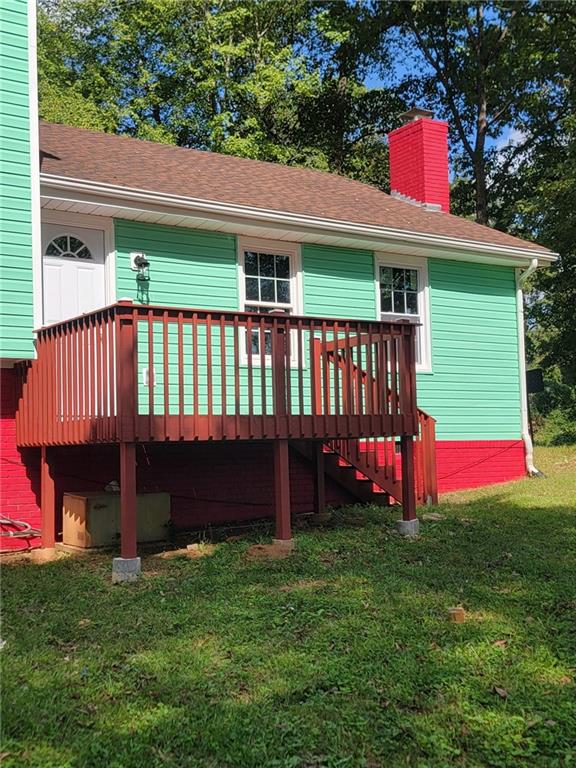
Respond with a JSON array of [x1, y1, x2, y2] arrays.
[[237, 237, 303, 366], [374, 253, 432, 373]]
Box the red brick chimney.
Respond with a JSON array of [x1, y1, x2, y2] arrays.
[[388, 108, 450, 213]]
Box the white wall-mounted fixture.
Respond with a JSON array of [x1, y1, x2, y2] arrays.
[[142, 367, 156, 387]]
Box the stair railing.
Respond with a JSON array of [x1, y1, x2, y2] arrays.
[[320, 336, 438, 506]]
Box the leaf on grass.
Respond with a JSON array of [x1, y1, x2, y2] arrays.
[[493, 639, 509, 648], [78, 618, 91, 627], [493, 686, 509, 699]]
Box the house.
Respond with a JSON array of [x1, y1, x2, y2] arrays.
[[0, 0, 556, 576]]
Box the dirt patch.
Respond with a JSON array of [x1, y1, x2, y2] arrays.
[[1, 548, 65, 566], [246, 541, 295, 560], [153, 543, 217, 560], [422, 512, 445, 522], [340, 515, 366, 527]]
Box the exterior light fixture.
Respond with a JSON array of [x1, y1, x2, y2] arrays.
[[134, 253, 150, 283], [130, 251, 151, 304]]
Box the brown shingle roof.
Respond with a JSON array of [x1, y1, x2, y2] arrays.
[[39, 121, 549, 254]]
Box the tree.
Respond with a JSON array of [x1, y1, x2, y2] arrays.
[[374, 1, 572, 226], [37, 0, 405, 186]]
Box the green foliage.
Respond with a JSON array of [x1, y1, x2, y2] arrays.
[[36, 0, 401, 184], [39, 82, 115, 131], [2, 447, 575, 766], [530, 368, 576, 446], [533, 409, 576, 447], [381, 1, 574, 226]]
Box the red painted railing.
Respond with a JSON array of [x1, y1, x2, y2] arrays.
[[321, 339, 438, 506], [416, 410, 438, 504], [16, 302, 420, 448]]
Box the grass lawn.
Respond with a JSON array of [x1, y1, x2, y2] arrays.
[[1, 446, 575, 768]]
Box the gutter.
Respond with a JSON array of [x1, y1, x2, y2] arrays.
[[40, 173, 558, 265], [516, 258, 543, 477]]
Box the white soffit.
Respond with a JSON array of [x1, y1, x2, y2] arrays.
[[40, 177, 557, 268]]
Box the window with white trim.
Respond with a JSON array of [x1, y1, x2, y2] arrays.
[[45, 234, 93, 260], [376, 256, 431, 372], [238, 240, 302, 358]]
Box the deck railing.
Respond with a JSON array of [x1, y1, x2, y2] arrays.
[[16, 302, 420, 447]]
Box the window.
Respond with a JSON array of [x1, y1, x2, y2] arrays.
[[376, 256, 431, 372], [45, 235, 93, 260], [238, 239, 302, 359], [380, 266, 419, 316]]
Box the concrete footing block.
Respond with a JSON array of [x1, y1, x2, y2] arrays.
[[272, 538, 296, 553], [396, 518, 420, 538], [112, 557, 141, 583]]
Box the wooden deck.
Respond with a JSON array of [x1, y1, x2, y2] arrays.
[[16, 302, 435, 559], [16, 301, 420, 447]]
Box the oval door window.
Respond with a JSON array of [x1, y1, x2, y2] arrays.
[[45, 235, 93, 260]]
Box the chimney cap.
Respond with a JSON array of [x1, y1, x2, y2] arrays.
[[399, 107, 434, 124]]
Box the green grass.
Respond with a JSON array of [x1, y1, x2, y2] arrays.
[[2, 446, 575, 768]]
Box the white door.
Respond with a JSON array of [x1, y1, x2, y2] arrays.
[[42, 223, 106, 326]]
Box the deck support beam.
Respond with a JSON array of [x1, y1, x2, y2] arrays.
[[113, 442, 140, 582], [273, 439, 293, 545], [397, 435, 419, 537], [40, 446, 56, 549], [312, 441, 326, 517]]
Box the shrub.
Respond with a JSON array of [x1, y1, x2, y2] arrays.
[[533, 408, 576, 446]]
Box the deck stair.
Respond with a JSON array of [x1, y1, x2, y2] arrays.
[[291, 441, 391, 506], [292, 405, 438, 508]]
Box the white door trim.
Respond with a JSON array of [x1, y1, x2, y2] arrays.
[[40, 211, 116, 324]]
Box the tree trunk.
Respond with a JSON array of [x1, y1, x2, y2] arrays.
[[474, 156, 489, 225], [472, 4, 489, 225]]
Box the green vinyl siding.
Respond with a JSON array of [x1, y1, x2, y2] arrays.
[[113, 221, 521, 437], [417, 259, 521, 441], [0, 0, 34, 359], [115, 219, 238, 309], [301, 245, 520, 441], [302, 244, 376, 319], [115, 220, 242, 415]]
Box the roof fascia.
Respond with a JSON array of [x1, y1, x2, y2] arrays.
[[40, 173, 558, 266]]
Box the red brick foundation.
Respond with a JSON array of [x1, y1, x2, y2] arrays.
[[0, 369, 41, 551], [435, 440, 526, 493]]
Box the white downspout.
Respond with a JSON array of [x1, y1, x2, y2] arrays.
[[516, 258, 543, 477]]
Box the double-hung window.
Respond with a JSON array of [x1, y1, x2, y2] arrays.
[[238, 239, 302, 358], [376, 255, 431, 372]]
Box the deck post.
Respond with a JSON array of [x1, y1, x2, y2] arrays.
[[397, 435, 419, 536], [40, 446, 56, 549], [273, 439, 293, 549], [312, 441, 326, 518], [113, 442, 140, 582]]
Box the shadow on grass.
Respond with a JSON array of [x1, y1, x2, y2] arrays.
[[1, 490, 575, 768]]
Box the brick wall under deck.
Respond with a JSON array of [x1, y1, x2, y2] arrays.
[[37, 442, 357, 542], [0, 369, 41, 551]]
